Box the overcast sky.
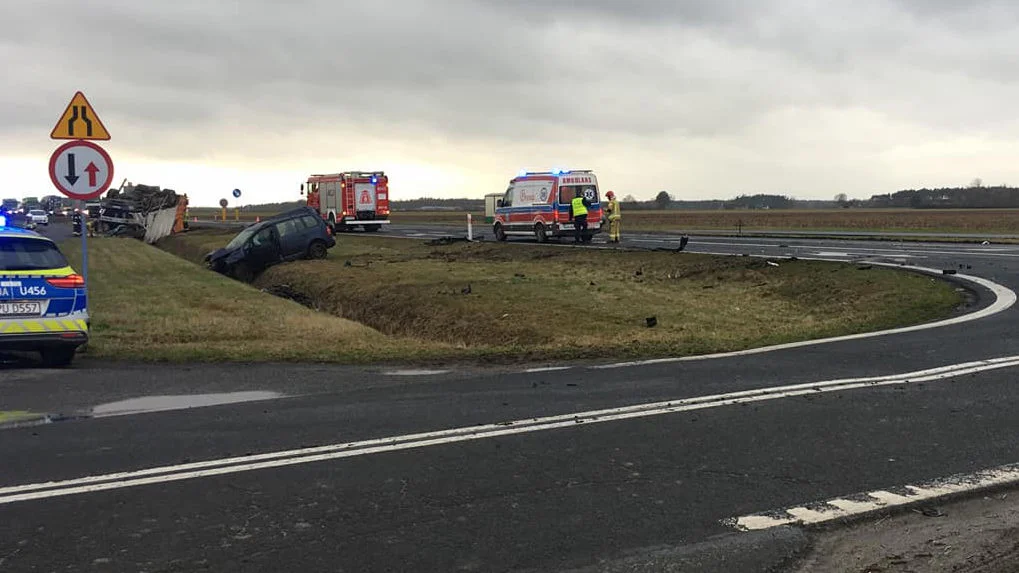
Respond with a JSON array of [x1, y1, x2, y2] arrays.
[[3, 0, 1018, 206]]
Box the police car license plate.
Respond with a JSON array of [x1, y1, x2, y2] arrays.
[[0, 301, 43, 317]]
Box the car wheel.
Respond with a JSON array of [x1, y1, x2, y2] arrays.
[[494, 223, 507, 242], [40, 346, 75, 368], [534, 223, 548, 243], [308, 241, 328, 259]]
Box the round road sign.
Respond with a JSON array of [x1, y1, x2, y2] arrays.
[[219, 198, 228, 208], [48, 140, 114, 200], [232, 188, 242, 198]]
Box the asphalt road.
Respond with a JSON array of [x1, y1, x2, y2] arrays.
[[1, 223, 1018, 571]]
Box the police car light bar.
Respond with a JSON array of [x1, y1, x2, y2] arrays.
[[0, 215, 7, 227]]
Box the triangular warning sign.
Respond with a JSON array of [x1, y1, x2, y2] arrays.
[[51, 91, 111, 140]]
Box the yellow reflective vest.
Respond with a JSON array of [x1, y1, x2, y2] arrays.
[[571, 197, 588, 217]]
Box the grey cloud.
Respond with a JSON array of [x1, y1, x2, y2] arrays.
[[3, 0, 1019, 162]]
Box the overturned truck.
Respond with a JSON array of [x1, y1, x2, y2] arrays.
[[96, 184, 189, 243]]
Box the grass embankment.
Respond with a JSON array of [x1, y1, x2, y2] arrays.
[[155, 231, 962, 363], [61, 239, 446, 362]]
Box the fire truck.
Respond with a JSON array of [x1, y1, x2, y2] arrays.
[[302, 171, 390, 232]]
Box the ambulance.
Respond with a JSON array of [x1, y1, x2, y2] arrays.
[[302, 171, 390, 233], [492, 170, 603, 242]]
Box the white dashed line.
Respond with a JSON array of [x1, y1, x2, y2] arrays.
[[3, 356, 1018, 506], [383, 369, 450, 376], [727, 462, 1019, 531]]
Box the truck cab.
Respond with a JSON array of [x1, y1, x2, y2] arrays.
[[492, 170, 603, 243]]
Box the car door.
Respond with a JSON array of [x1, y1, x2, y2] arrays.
[[246, 225, 281, 271], [274, 218, 305, 260]]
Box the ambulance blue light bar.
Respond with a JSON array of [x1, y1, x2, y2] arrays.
[[0, 215, 7, 227]]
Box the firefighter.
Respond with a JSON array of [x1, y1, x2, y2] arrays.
[[569, 188, 591, 243], [604, 190, 621, 243]]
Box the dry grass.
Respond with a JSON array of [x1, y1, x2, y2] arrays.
[[161, 233, 962, 363], [390, 208, 1019, 235], [62, 237, 448, 362]]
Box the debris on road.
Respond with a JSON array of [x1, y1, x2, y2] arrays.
[[427, 236, 470, 246], [646, 316, 658, 328]]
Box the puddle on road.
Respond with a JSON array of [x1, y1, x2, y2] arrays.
[[91, 391, 283, 418]]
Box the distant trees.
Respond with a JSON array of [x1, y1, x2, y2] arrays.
[[725, 194, 793, 210], [834, 193, 849, 208], [866, 185, 1019, 208], [654, 191, 672, 209], [622, 194, 637, 203]]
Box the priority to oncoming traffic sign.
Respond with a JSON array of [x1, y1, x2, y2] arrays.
[[48, 140, 114, 200]]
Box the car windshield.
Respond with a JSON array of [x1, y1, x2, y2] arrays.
[[0, 237, 68, 271], [225, 226, 259, 250]]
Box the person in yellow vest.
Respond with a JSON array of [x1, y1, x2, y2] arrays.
[[604, 190, 621, 243], [569, 189, 591, 243]]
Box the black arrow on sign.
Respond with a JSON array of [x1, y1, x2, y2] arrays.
[[65, 153, 79, 186], [79, 107, 93, 137], [68, 106, 79, 137]]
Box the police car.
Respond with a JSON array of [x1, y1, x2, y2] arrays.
[[0, 216, 88, 367]]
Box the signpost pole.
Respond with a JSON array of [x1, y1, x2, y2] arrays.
[[78, 200, 89, 298], [467, 213, 473, 241]]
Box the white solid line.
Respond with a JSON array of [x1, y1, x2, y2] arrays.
[[730, 462, 1019, 531], [592, 262, 1016, 370], [523, 366, 573, 373], [383, 369, 450, 376], [3, 356, 1019, 506]]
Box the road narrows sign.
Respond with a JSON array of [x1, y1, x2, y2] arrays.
[[48, 140, 114, 200], [51, 92, 111, 140]]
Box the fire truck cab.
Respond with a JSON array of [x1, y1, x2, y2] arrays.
[[493, 170, 603, 243], [303, 171, 390, 232]]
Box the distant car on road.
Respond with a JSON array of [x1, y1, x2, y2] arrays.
[[0, 224, 88, 367], [27, 210, 49, 226], [204, 206, 335, 282]]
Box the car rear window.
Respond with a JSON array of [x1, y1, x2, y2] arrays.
[[0, 238, 69, 271]]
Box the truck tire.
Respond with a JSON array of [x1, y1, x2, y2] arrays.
[[534, 223, 548, 243], [308, 240, 328, 259], [494, 223, 507, 242]]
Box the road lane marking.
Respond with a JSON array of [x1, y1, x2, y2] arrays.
[[383, 369, 450, 376], [727, 462, 1019, 531], [3, 356, 1019, 506], [524, 366, 573, 373], [592, 264, 1015, 370]]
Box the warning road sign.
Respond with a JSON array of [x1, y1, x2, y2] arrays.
[[48, 140, 114, 200], [51, 92, 111, 140]]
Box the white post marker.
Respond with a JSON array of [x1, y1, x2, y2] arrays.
[[467, 213, 473, 241]]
